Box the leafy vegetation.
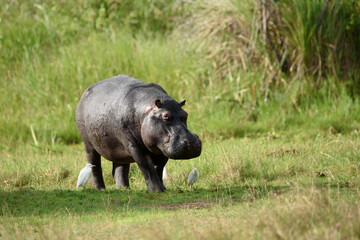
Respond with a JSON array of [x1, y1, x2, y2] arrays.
[[1, 0, 359, 239], [1, 0, 359, 148]]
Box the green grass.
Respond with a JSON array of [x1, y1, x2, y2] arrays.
[[1, 0, 359, 148], [1, 134, 360, 239]]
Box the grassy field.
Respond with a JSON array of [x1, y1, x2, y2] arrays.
[[1, 134, 360, 239], [1, 0, 360, 239]]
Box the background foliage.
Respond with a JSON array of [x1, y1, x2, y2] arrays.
[[1, 0, 359, 149]]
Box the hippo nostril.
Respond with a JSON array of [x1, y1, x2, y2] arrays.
[[182, 139, 189, 146]]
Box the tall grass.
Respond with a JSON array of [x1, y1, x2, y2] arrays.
[[0, 0, 93, 66], [264, 0, 360, 81], [177, 0, 360, 88], [90, 0, 179, 33], [0, 30, 202, 148], [174, 0, 256, 77], [1, 0, 359, 149]]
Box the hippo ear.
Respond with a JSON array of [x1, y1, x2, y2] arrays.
[[179, 100, 186, 107], [155, 99, 163, 108]]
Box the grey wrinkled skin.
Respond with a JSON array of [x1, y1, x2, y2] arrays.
[[76, 75, 202, 192]]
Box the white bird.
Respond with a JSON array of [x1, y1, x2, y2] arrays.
[[77, 164, 95, 191], [162, 166, 168, 187], [187, 168, 199, 187]]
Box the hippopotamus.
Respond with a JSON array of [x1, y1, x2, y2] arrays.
[[76, 75, 202, 192]]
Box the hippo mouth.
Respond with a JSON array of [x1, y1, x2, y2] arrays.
[[161, 138, 202, 160]]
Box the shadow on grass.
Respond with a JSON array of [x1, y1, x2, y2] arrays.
[[0, 185, 290, 218]]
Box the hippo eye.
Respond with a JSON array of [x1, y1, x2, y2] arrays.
[[162, 112, 173, 121]]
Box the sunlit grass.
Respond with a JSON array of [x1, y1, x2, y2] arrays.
[[1, 133, 359, 191], [1, 134, 359, 239]]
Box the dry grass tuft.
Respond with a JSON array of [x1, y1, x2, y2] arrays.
[[175, 0, 360, 90], [175, 0, 257, 77]]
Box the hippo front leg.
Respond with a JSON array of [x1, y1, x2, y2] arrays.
[[129, 147, 165, 192], [112, 163, 130, 189], [152, 155, 168, 188]]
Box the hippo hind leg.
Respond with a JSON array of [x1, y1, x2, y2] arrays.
[[85, 146, 106, 190], [112, 163, 130, 189]]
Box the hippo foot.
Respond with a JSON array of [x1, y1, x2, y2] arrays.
[[92, 180, 106, 190], [93, 185, 106, 190], [145, 187, 166, 194], [147, 183, 166, 192]]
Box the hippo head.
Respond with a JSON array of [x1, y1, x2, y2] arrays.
[[141, 98, 202, 159]]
